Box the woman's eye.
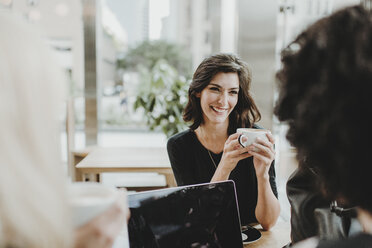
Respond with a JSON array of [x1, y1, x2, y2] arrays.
[[210, 87, 219, 92], [229, 90, 238, 95]]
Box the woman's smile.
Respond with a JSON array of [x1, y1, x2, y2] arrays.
[[210, 106, 229, 113]]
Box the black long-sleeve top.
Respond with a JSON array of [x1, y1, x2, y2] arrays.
[[167, 129, 278, 225]]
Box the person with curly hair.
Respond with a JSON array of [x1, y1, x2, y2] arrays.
[[167, 53, 280, 230], [274, 5, 372, 248]]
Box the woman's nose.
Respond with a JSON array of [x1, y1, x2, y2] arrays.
[[217, 92, 228, 105]]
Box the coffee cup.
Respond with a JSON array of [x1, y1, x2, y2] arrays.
[[237, 128, 269, 148], [67, 182, 117, 227]]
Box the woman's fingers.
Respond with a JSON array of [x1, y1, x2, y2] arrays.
[[226, 145, 252, 158], [251, 145, 275, 162], [225, 133, 245, 152], [237, 150, 253, 160], [257, 135, 274, 147], [246, 135, 276, 164], [266, 132, 275, 144], [225, 133, 241, 145], [251, 143, 271, 156], [249, 150, 272, 164]]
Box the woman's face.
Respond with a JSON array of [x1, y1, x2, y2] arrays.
[[197, 72, 239, 125]]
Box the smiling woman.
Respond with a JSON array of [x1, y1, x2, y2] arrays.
[[167, 53, 280, 230]]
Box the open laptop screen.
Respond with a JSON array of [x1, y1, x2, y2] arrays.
[[127, 180, 243, 248]]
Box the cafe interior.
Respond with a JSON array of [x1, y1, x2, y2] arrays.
[[0, 0, 368, 247]]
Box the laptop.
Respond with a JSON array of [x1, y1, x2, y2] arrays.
[[127, 180, 244, 248]]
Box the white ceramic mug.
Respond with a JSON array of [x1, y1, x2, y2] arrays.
[[237, 128, 269, 148], [67, 182, 117, 227]]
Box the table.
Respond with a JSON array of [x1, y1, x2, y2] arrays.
[[75, 147, 176, 187], [244, 220, 291, 248]]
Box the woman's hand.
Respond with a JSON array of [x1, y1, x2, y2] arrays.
[[219, 133, 252, 171], [247, 132, 276, 179], [73, 190, 130, 248]]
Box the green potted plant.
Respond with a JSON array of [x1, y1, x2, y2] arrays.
[[133, 59, 189, 137], [117, 41, 192, 137]]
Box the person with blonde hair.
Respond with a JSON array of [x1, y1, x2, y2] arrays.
[[0, 12, 128, 248]]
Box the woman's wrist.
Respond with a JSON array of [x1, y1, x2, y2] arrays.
[[256, 173, 270, 183], [254, 165, 270, 181]]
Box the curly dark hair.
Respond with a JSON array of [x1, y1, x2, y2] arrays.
[[183, 53, 261, 134], [274, 5, 372, 212]]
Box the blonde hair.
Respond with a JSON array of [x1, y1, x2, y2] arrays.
[[0, 12, 72, 248]]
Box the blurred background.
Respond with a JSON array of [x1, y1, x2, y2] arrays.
[[0, 0, 367, 220]]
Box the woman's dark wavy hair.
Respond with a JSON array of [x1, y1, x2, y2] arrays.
[[274, 5, 372, 212], [183, 53, 261, 134]]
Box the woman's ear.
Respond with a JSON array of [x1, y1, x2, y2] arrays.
[[195, 92, 201, 98]]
